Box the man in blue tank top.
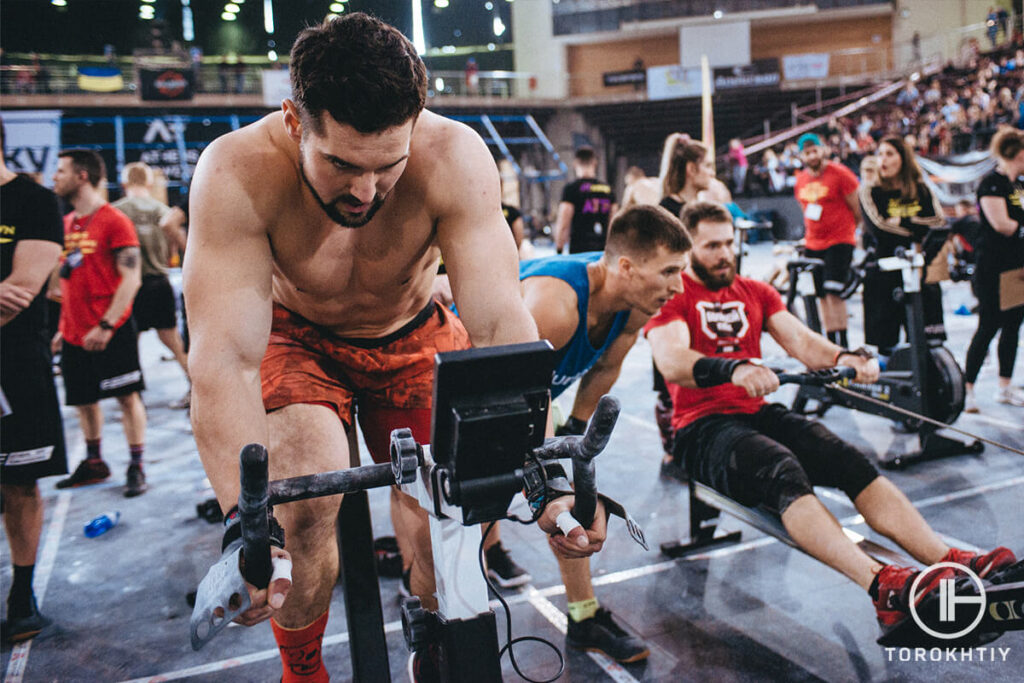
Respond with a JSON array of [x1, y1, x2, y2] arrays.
[[520, 204, 691, 662]]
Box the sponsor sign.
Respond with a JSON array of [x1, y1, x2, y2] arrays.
[[0, 110, 62, 185], [140, 68, 194, 101], [782, 53, 830, 80], [646, 65, 706, 100], [261, 69, 292, 108], [602, 69, 647, 88], [713, 59, 780, 91]]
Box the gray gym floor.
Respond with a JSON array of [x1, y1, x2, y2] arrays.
[[2, 241, 1022, 682]]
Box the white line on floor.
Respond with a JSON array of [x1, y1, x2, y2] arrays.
[[960, 412, 1024, 432], [4, 491, 71, 683], [617, 412, 660, 433]]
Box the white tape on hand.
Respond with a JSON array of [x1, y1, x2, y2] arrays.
[[555, 510, 582, 538], [270, 556, 293, 585]]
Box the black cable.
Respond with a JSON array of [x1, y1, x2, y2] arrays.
[[480, 520, 564, 683]]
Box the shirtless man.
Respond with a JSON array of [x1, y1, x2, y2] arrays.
[[183, 14, 603, 682]]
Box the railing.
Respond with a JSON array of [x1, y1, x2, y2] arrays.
[[551, 0, 892, 36], [426, 70, 538, 99]]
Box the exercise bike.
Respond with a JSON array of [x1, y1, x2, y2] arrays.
[[784, 243, 982, 470], [188, 341, 646, 683]]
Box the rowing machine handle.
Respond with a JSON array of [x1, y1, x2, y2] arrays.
[[239, 444, 273, 589], [775, 366, 856, 386], [571, 395, 620, 529]]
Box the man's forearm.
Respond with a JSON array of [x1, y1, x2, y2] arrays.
[[190, 360, 269, 510], [102, 274, 141, 324], [571, 365, 620, 420]]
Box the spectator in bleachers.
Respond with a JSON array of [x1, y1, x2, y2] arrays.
[[728, 138, 748, 196]]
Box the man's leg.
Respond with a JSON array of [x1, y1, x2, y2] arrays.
[[77, 402, 103, 441], [267, 403, 350, 682], [156, 327, 190, 379], [853, 477, 948, 565], [821, 294, 848, 344], [1, 482, 49, 642], [781, 494, 881, 589], [116, 392, 149, 496]]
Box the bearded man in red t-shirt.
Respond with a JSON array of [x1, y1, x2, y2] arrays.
[[645, 200, 1016, 641]]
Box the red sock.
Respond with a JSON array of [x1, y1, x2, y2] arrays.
[[271, 610, 330, 682]]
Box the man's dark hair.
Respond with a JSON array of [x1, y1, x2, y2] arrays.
[[605, 205, 692, 259], [58, 149, 106, 188], [680, 200, 733, 236], [574, 146, 597, 165], [290, 13, 427, 134]]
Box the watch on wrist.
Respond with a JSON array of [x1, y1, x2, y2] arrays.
[[98, 319, 114, 331]]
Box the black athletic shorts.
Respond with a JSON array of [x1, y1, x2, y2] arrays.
[[132, 274, 177, 332], [61, 318, 146, 406], [803, 244, 854, 298], [1, 333, 68, 484], [673, 403, 878, 513]]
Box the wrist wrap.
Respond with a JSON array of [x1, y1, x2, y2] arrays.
[[693, 357, 748, 387]]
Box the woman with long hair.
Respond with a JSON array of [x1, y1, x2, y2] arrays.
[[660, 137, 713, 217], [963, 127, 1024, 409], [858, 136, 947, 361]]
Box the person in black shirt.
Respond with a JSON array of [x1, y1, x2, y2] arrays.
[[556, 147, 616, 253], [964, 127, 1024, 410], [858, 136, 947, 360], [0, 119, 67, 643]]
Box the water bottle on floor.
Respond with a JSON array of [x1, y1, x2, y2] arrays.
[[84, 511, 121, 538]]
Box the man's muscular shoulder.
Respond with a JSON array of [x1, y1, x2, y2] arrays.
[[407, 110, 499, 211], [191, 114, 293, 231]]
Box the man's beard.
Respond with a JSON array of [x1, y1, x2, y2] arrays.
[[298, 158, 385, 228], [806, 158, 823, 173], [691, 255, 736, 290]]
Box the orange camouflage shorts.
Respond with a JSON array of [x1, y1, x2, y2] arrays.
[[261, 301, 471, 463]]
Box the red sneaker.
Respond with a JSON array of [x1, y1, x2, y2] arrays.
[[873, 564, 954, 630], [942, 547, 1017, 579]]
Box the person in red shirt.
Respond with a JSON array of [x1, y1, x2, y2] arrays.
[[793, 133, 861, 348], [645, 200, 1016, 640], [50, 150, 149, 497]]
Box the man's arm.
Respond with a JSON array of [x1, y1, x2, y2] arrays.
[[184, 138, 275, 510], [81, 245, 142, 352], [160, 206, 189, 254], [766, 310, 878, 382], [555, 202, 574, 253], [435, 124, 538, 347], [0, 240, 62, 326], [844, 188, 862, 226], [569, 314, 642, 421]]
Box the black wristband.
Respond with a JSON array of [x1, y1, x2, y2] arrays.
[[834, 346, 874, 365], [221, 504, 286, 553], [98, 319, 114, 331], [692, 357, 748, 388], [555, 416, 587, 436]]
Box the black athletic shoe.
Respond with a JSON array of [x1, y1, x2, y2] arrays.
[[124, 463, 148, 498], [56, 459, 111, 489], [485, 543, 531, 588], [566, 607, 650, 663], [1, 598, 50, 643]]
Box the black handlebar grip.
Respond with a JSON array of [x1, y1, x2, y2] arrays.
[[239, 443, 273, 589], [579, 396, 620, 461], [572, 396, 620, 530]]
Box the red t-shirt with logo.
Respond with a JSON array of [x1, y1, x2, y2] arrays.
[[644, 273, 786, 431], [793, 162, 859, 250], [59, 204, 138, 347]]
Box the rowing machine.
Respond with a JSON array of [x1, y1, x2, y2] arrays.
[[785, 247, 981, 469]]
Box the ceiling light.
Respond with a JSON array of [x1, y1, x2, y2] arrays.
[[329, 2, 344, 11], [268, 49, 278, 60], [226, 3, 240, 12], [434, 0, 449, 7], [51, 0, 67, 6], [493, 17, 506, 36], [222, 11, 237, 20]]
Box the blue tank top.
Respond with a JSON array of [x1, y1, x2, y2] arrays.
[[519, 252, 631, 398]]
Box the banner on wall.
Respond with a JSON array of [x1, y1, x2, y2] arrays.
[[0, 110, 62, 185], [261, 69, 292, 108], [602, 69, 646, 87], [139, 68, 195, 101], [646, 65, 705, 100], [782, 53, 830, 80], [713, 59, 780, 90]]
